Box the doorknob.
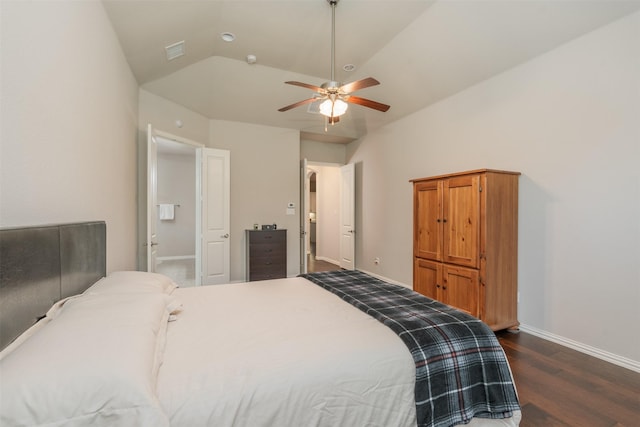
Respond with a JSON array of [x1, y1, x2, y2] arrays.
[[150, 242, 159, 247], [221, 233, 229, 238]]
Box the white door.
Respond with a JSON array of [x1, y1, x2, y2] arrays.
[[146, 124, 158, 272], [340, 163, 355, 270], [201, 148, 230, 285], [300, 159, 308, 274]]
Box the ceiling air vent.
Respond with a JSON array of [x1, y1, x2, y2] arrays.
[[165, 41, 185, 61], [307, 99, 323, 115]]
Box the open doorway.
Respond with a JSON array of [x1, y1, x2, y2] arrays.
[[145, 126, 231, 286], [308, 171, 317, 260], [154, 138, 198, 286], [304, 163, 341, 273]]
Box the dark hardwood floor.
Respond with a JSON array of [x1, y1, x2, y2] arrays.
[[306, 243, 341, 273], [496, 331, 640, 427]]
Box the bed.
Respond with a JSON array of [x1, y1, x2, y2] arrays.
[[0, 222, 521, 427]]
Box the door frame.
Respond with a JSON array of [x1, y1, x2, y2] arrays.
[[339, 163, 355, 270], [300, 159, 309, 274], [146, 124, 158, 273], [300, 161, 353, 271]]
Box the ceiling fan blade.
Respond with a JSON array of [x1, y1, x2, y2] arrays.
[[278, 98, 318, 112], [346, 95, 390, 112], [284, 81, 325, 93], [339, 77, 380, 94]]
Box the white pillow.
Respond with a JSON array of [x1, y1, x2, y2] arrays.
[[85, 271, 177, 295], [0, 292, 172, 427]]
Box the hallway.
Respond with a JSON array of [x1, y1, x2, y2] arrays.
[[307, 243, 341, 273]]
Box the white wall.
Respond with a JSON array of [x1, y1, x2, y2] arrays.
[[209, 120, 301, 280], [301, 139, 346, 164], [348, 12, 640, 364], [0, 0, 139, 272], [138, 89, 211, 144]]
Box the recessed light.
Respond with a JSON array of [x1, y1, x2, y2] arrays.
[[343, 64, 356, 72], [220, 32, 235, 42]]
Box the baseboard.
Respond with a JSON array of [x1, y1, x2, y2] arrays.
[[519, 324, 640, 373], [314, 256, 340, 265], [357, 269, 412, 289], [157, 255, 195, 262]]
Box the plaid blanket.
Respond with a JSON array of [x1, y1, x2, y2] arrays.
[[299, 270, 520, 427]]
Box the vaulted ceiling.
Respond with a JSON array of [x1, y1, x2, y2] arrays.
[[103, 0, 640, 142]]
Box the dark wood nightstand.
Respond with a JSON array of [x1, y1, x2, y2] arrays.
[[245, 229, 287, 281]]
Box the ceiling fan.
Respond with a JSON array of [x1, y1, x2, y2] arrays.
[[278, 0, 390, 125]]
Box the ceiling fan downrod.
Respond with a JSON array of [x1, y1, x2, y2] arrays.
[[328, 0, 338, 84], [324, 0, 341, 128]]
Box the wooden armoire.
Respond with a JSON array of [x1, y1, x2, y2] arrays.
[[411, 169, 520, 331]]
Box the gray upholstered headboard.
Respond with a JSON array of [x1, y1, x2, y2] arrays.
[[0, 221, 106, 350]]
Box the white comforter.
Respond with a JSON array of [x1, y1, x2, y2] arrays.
[[158, 277, 418, 427]]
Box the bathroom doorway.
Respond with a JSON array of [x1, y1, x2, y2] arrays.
[[154, 137, 198, 286], [145, 125, 230, 287]]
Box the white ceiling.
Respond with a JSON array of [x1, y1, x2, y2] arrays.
[[103, 0, 640, 143]]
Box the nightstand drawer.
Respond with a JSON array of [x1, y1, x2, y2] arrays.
[[249, 262, 286, 277], [249, 244, 286, 258], [249, 253, 285, 266], [249, 230, 285, 244]]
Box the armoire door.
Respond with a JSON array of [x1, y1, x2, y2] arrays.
[[442, 265, 480, 318], [414, 258, 442, 301], [443, 175, 480, 268], [414, 180, 443, 261]]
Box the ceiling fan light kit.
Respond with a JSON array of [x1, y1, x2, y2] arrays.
[[319, 97, 348, 117], [278, 0, 390, 127]]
